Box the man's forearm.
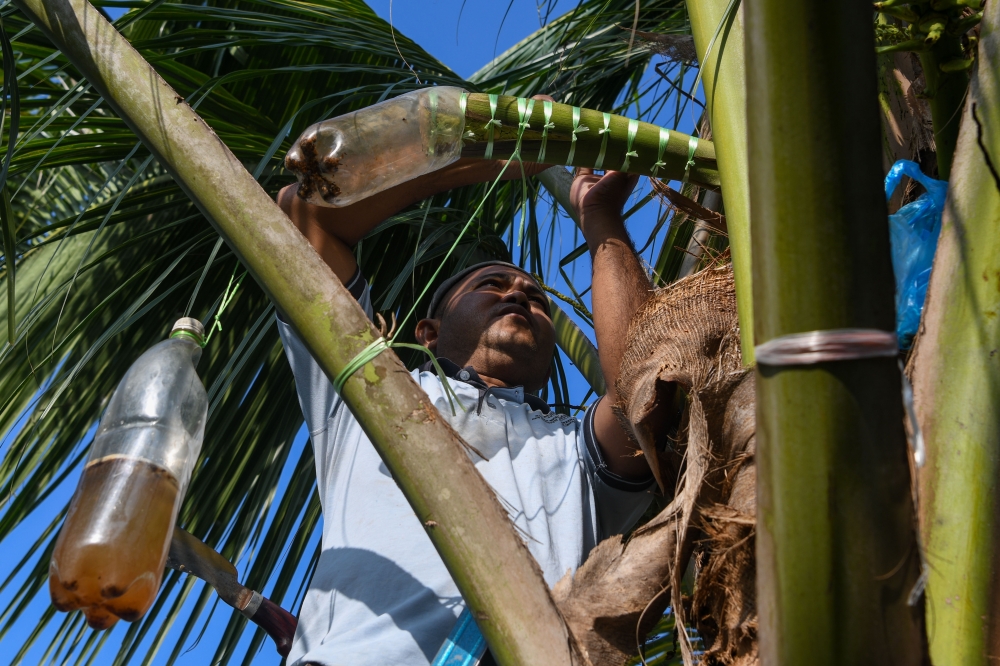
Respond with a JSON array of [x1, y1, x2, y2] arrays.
[[279, 158, 548, 282], [282, 158, 546, 243], [586, 223, 652, 395], [586, 219, 655, 480], [570, 170, 654, 480]]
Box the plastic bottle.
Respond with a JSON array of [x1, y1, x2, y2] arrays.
[[49, 319, 208, 629], [285, 86, 466, 207]]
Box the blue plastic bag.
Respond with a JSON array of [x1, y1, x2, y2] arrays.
[[885, 160, 948, 348]]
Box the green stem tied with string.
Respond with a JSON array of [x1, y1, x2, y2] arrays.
[[461, 93, 719, 187]]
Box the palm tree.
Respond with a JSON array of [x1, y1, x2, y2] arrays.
[[0, 0, 709, 663]]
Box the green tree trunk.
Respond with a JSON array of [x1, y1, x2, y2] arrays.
[[910, 2, 1000, 662], [15, 1, 585, 663], [745, 1, 927, 663], [685, 0, 754, 364]]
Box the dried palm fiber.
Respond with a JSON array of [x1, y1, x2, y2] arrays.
[[614, 262, 744, 492], [690, 373, 757, 666], [553, 263, 757, 666]]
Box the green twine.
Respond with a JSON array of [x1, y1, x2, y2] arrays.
[[332, 337, 464, 415], [333, 337, 389, 393], [593, 112, 612, 171], [204, 263, 246, 346], [333, 94, 539, 403], [537, 100, 555, 163], [483, 94, 501, 160], [621, 118, 639, 171], [682, 135, 699, 184], [651, 127, 670, 179], [566, 107, 588, 165]]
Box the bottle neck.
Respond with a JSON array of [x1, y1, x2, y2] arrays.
[[170, 330, 205, 347]]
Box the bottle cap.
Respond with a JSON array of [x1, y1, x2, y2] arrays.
[[170, 318, 206, 346]]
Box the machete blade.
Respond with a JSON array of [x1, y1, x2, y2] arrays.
[[166, 527, 253, 611]]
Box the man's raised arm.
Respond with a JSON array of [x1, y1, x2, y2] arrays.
[[570, 168, 656, 481], [277, 95, 557, 283], [277, 159, 531, 283]]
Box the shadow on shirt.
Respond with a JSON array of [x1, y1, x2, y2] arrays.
[[307, 547, 462, 661]]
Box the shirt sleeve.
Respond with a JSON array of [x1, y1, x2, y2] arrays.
[[276, 268, 373, 437], [580, 398, 656, 540]]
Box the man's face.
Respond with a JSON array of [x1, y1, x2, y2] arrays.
[[416, 266, 556, 391]]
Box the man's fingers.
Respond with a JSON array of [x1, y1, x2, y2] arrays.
[[599, 170, 635, 187], [576, 167, 595, 177], [530, 94, 556, 103]]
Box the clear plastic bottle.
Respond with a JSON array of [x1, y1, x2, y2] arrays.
[[49, 318, 208, 629], [285, 86, 466, 207]]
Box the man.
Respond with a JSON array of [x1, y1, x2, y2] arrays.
[[276, 148, 657, 665]]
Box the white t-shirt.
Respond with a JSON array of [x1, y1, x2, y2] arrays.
[[277, 272, 654, 666]]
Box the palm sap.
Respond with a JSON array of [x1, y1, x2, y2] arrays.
[[49, 319, 207, 629], [50, 457, 180, 627]]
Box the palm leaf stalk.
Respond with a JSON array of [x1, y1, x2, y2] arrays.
[[12, 0, 586, 664], [461, 94, 720, 187], [909, 2, 1000, 661], [684, 0, 753, 363], [745, 1, 927, 663]]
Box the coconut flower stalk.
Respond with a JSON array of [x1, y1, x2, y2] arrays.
[[745, 1, 927, 663], [285, 87, 719, 208], [460, 94, 718, 181]]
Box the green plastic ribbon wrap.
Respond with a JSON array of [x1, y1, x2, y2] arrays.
[[538, 100, 555, 163], [566, 107, 589, 166], [651, 127, 670, 178], [484, 94, 501, 160], [621, 118, 640, 172], [593, 112, 612, 171], [682, 135, 699, 184]]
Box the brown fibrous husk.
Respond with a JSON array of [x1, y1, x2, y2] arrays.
[[554, 263, 758, 666]]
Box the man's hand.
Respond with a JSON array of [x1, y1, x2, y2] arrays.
[[570, 169, 655, 482], [570, 168, 641, 223]]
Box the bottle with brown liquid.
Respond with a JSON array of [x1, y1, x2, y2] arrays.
[[285, 87, 467, 208], [49, 319, 208, 629]]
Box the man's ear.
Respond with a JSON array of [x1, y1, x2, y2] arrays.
[[414, 318, 440, 351]]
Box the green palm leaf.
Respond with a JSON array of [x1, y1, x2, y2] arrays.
[[0, 0, 694, 662]]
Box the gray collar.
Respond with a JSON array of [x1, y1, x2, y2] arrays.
[[417, 358, 550, 414]]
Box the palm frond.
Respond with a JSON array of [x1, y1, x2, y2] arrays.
[[0, 0, 694, 662]]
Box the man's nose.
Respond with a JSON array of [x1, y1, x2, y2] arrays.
[[501, 289, 529, 308]]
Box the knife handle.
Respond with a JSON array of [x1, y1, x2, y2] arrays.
[[246, 594, 298, 657]]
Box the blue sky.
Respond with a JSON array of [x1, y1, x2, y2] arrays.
[[0, 2, 701, 664]]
